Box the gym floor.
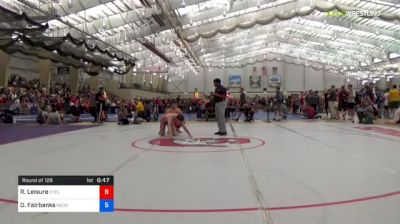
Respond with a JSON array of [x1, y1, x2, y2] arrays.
[[0, 120, 400, 224]]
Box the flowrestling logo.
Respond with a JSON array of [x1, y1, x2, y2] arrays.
[[327, 10, 381, 17], [132, 137, 265, 153]]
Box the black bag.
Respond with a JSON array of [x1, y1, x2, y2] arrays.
[[3, 114, 13, 123], [373, 106, 378, 117]]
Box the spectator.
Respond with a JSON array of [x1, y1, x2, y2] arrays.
[[118, 101, 129, 125], [328, 85, 338, 119], [308, 90, 319, 113], [338, 85, 349, 120], [347, 84, 356, 123], [304, 105, 317, 119], [89, 89, 98, 122], [96, 87, 107, 123], [274, 87, 284, 121], [46, 107, 63, 125], [357, 99, 375, 124], [134, 98, 145, 119], [383, 88, 390, 118], [375, 89, 385, 118], [388, 85, 400, 118], [36, 106, 49, 124]]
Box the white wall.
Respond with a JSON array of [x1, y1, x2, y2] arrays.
[[305, 67, 324, 91], [105, 79, 168, 100], [9, 55, 40, 80], [283, 63, 304, 91], [168, 60, 349, 95]]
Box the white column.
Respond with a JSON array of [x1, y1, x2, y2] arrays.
[[0, 50, 10, 87], [69, 66, 80, 94], [39, 59, 52, 90], [89, 75, 99, 91]]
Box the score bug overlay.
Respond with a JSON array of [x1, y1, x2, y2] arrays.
[[18, 176, 114, 213]]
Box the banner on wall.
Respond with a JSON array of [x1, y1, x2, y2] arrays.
[[250, 76, 261, 88], [249, 66, 261, 88], [228, 75, 241, 88], [194, 88, 199, 99], [269, 75, 281, 87], [269, 66, 281, 87], [57, 66, 69, 75]]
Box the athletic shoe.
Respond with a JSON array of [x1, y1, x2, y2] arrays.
[[219, 132, 227, 136], [214, 132, 221, 135]]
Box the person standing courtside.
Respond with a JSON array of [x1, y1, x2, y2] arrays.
[[234, 87, 246, 121], [388, 85, 400, 118], [96, 87, 107, 123], [328, 85, 338, 119], [213, 78, 227, 136]]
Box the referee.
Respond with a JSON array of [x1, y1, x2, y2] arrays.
[[213, 78, 227, 136]]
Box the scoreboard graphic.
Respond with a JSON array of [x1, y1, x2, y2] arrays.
[[18, 176, 114, 213]]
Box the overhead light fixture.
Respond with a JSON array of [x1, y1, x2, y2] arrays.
[[102, 17, 106, 28], [11, 33, 19, 40]]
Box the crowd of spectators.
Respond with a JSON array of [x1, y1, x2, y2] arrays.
[[0, 74, 113, 124], [219, 82, 400, 124], [0, 75, 206, 125], [321, 83, 400, 124], [1, 74, 399, 125]]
